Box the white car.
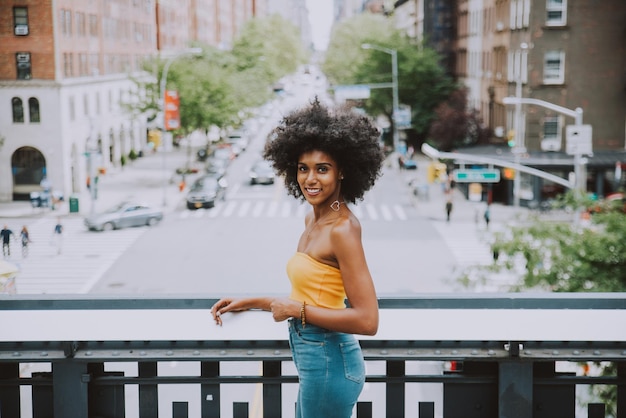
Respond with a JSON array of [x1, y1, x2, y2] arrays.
[[84, 202, 163, 231]]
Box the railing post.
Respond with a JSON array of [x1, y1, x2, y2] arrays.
[[0, 362, 20, 417], [444, 361, 498, 417], [139, 362, 158, 418], [419, 402, 435, 418], [618, 362, 626, 418], [588, 403, 605, 418], [88, 363, 125, 418], [533, 362, 575, 418], [387, 360, 405, 417], [357, 401, 372, 418], [53, 360, 89, 418], [233, 402, 249, 418], [499, 361, 532, 418], [263, 360, 282, 417], [201, 361, 220, 418], [173, 401, 189, 418]]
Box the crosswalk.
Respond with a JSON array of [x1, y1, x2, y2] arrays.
[[177, 199, 410, 222], [3, 217, 145, 295], [432, 221, 517, 291]]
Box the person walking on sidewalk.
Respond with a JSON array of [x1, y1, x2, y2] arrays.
[[20, 225, 32, 258], [1, 225, 15, 258], [445, 198, 453, 222], [52, 218, 63, 255], [211, 99, 383, 418]]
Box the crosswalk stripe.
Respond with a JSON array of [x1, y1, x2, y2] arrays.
[[365, 204, 378, 221], [393, 204, 407, 221], [380, 204, 393, 221], [252, 201, 265, 218], [177, 200, 412, 222], [8, 217, 145, 294]]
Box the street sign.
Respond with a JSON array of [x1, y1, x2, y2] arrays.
[[333, 85, 371, 102], [453, 169, 500, 183], [565, 124, 592, 155]]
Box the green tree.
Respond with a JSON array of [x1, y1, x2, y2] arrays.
[[461, 192, 626, 415], [323, 14, 455, 149], [123, 15, 309, 135]]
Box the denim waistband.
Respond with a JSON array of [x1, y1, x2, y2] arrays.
[[288, 317, 329, 333]]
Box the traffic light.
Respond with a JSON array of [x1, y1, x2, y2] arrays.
[[507, 130, 516, 147], [427, 162, 447, 183], [148, 129, 161, 148], [502, 167, 516, 180]]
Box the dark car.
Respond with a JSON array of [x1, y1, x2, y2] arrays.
[[84, 202, 163, 231], [186, 175, 227, 210], [249, 160, 275, 185]]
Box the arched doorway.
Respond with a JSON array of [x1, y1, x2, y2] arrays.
[[11, 146, 46, 200]]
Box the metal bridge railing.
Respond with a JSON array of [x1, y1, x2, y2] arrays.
[[1, 293, 625, 418]]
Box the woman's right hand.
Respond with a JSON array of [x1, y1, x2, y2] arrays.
[[211, 298, 248, 326]]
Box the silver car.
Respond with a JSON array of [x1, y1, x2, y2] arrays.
[[84, 202, 163, 231]]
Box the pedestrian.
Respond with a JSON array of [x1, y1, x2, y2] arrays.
[[211, 98, 383, 418], [484, 204, 491, 229], [52, 218, 63, 255], [20, 225, 32, 258], [1, 225, 15, 258], [445, 199, 453, 222]]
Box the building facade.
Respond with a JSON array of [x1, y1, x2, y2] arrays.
[[395, 0, 626, 204], [0, 0, 271, 203]]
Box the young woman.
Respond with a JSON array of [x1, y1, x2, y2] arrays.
[[211, 98, 384, 418]]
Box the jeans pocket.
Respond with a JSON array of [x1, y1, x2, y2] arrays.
[[340, 339, 365, 384]]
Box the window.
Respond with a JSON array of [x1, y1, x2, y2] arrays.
[[28, 98, 40, 123], [546, 0, 567, 26], [76, 12, 86, 36], [16, 52, 31, 80], [60, 9, 72, 36], [14, 7, 29, 35], [69, 96, 75, 121], [12, 97, 24, 123], [63, 53, 74, 77], [543, 50, 565, 84], [89, 14, 98, 37], [541, 116, 562, 151]]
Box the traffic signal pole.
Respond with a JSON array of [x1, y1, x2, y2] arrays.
[[421, 143, 573, 190]]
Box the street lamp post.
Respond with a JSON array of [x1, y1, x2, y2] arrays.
[[159, 47, 202, 208], [361, 43, 399, 154], [511, 43, 528, 208]]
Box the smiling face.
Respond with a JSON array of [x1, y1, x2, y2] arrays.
[[297, 150, 342, 207]]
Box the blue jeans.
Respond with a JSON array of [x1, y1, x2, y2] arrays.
[[288, 318, 365, 418]]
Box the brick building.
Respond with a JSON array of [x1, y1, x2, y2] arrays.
[[0, 0, 272, 203], [395, 0, 626, 205]]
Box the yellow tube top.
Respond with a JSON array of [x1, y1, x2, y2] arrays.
[[287, 252, 346, 309]]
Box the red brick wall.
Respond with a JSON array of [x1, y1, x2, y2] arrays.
[[0, 0, 56, 80]]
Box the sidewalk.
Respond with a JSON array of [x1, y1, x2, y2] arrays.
[[0, 148, 199, 220]]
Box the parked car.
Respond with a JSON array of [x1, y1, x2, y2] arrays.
[[84, 202, 163, 231], [249, 160, 275, 185], [186, 175, 227, 210], [205, 157, 228, 179]]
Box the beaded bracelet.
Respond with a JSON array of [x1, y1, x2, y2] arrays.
[[300, 301, 306, 328]]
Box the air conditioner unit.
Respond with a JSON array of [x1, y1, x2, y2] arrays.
[[495, 21, 504, 32], [15, 25, 29, 36], [541, 139, 561, 152]]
